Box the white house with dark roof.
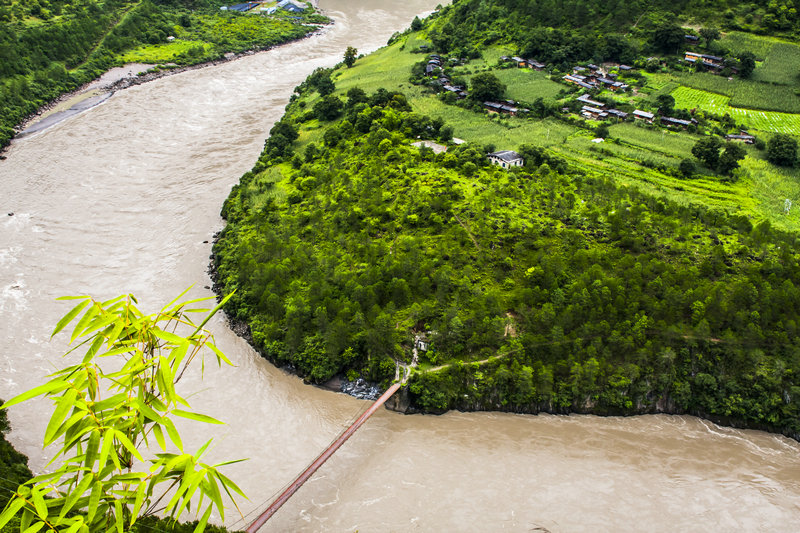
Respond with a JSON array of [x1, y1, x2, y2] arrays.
[[488, 150, 524, 168]]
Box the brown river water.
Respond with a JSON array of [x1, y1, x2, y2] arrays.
[[1, 1, 800, 530]]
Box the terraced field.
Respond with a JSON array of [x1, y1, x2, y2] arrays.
[[671, 86, 800, 135], [671, 86, 731, 114]]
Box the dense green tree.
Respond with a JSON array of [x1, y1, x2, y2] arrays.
[[692, 136, 723, 168], [656, 94, 675, 116], [651, 22, 685, 53], [699, 27, 720, 47], [717, 143, 746, 175], [469, 72, 506, 102], [738, 51, 756, 78], [679, 158, 696, 176], [344, 46, 358, 68], [313, 94, 344, 120], [767, 133, 798, 167]]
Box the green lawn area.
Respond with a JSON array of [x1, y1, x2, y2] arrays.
[[119, 40, 209, 63]]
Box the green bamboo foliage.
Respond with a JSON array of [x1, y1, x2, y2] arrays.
[[0, 290, 245, 533]]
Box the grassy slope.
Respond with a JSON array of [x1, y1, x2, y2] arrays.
[[326, 33, 800, 231]]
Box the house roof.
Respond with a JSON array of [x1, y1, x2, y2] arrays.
[[685, 52, 723, 61], [619, 65, 632, 70], [633, 110, 655, 119], [607, 109, 629, 118], [726, 134, 756, 140], [278, 0, 307, 9], [662, 116, 691, 126], [489, 150, 523, 162], [577, 94, 605, 107]]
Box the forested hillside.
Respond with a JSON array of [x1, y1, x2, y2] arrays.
[[0, 0, 326, 148], [213, 0, 800, 440]]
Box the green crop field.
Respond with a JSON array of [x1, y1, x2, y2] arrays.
[[491, 69, 564, 102], [666, 72, 800, 114], [753, 42, 800, 85], [728, 108, 800, 135], [671, 86, 800, 134], [671, 86, 731, 114], [719, 31, 775, 60]]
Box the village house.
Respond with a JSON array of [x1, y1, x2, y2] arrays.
[[606, 109, 629, 121], [527, 59, 545, 70], [685, 34, 700, 45], [587, 64, 601, 71], [581, 105, 608, 120], [633, 110, 655, 123], [577, 94, 605, 107], [619, 64, 633, 71], [425, 64, 436, 76], [483, 101, 521, 116], [512, 56, 528, 68], [443, 84, 468, 99], [661, 116, 693, 129], [597, 77, 628, 91], [684, 51, 724, 69], [726, 132, 756, 143], [564, 74, 595, 89], [277, 0, 306, 12], [488, 150, 524, 168]]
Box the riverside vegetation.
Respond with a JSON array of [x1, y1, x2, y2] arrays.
[[213, 0, 800, 441], [0, 0, 328, 148]]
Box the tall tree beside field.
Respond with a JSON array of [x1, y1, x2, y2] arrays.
[[344, 46, 358, 68], [469, 72, 506, 102], [767, 134, 798, 167]]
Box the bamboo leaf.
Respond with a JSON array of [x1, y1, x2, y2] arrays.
[[206, 342, 233, 366], [0, 497, 27, 529], [70, 302, 100, 343], [1, 380, 70, 410], [21, 520, 44, 533], [152, 424, 166, 451], [97, 428, 115, 472], [172, 409, 223, 425], [191, 291, 235, 336], [86, 482, 102, 523], [193, 505, 213, 533], [83, 429, 100, 470], [152, 328, 190, 346], [52, 299, 90, 338], [114, 500, 123, 533], [44, 387, 78, 446], [130, 482, 147, 527], [31, 488, 48, 519], [161, 418, 183, 452]]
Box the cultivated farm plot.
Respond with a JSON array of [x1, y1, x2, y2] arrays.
[[671, 86, 730, 114], [753, 42, 800, 85], [671, 72, 800, 114], [720, 31, 775, 60], [492, 69, 563, 102], [728, 108, 800, 135], [671, 86, 800, 135]]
